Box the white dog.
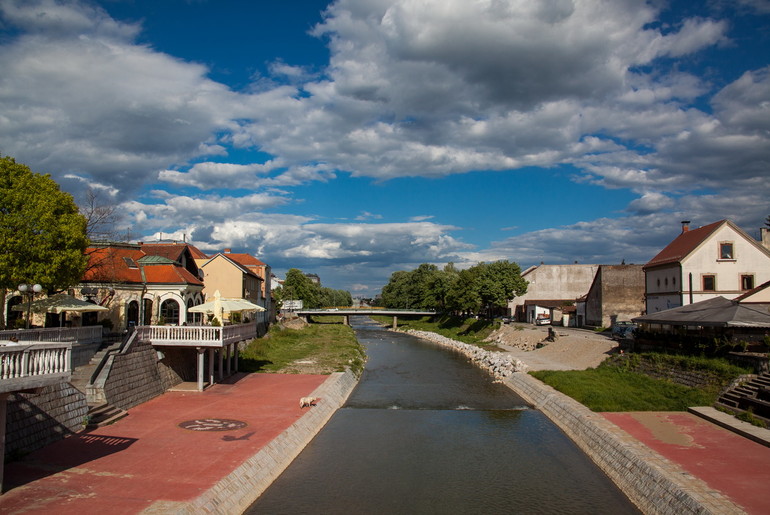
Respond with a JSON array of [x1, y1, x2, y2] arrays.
[[299, 396, 318, 408]]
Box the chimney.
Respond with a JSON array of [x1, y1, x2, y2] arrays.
[[224, 248, 231, 254], [681, 220, 690, 233], [761, 227, 770, 251]]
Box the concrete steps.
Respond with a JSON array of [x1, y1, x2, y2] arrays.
[[70, 341, 123, 396], [86, 403, 127, 429], [715, 372, 770, 424]]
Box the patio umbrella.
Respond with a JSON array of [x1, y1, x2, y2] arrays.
[[12, 293, 109, 314], [188, 290, 265, 320]]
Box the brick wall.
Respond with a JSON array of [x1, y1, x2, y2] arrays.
[[5, 382, 88, 459]]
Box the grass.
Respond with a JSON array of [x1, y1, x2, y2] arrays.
[[370, 314, 499, 345], [239, 322, 366, 376], [530, 367, 721, 411]]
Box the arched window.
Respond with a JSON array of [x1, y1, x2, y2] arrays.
[[186, 298, 200, 325], [161, 299, 180, 325], [127, 300, 139, 328]]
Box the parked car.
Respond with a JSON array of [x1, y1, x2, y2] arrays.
[[535, 315, 551, 326], [612, 322, 637, 340]]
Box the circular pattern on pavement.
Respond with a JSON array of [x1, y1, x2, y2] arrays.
[[178, 418, 248, 431]]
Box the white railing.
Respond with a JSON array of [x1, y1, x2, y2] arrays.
[[136, 321, 258, 347], [0, 326, 102, 344], [0, 343, 72, 381]]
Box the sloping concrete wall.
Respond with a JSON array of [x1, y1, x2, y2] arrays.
[[506, 373, 744, 515]]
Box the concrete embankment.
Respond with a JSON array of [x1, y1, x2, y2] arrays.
[[404, 328, 744, 514], [506, 373, 744, 515], [156, 369, 359, 515]]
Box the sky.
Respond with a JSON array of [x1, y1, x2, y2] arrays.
[[1, 0, 769, 296]]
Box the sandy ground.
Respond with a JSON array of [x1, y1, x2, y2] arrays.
[[486, 324, 620, 371]]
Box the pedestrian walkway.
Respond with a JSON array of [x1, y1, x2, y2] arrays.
[[603, 411, 770, 514], [0, 373, 328, 514]]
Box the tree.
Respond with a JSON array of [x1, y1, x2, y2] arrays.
[[282, 268, 321, 308], [0, 156, 89, 328]]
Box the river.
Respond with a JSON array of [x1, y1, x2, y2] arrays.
[[247, 317, 639, 514]]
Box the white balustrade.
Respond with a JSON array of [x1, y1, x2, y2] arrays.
[[0, 326, 102, 344], [137, 321, 258, 347], [0, 343, 71, 381]]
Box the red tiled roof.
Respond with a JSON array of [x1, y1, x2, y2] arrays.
[[644, 220, 725, 269], [226, 253, 267, 267], [83, 244, 202, 286], [139, 242, 209, 261]]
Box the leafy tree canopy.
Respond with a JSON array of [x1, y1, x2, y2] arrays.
[[274, 268, 352, 309], [380, 260, 527, 315], [0, 156, 89, 292]]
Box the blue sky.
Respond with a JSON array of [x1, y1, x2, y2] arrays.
[[1, 0, 769, 295]]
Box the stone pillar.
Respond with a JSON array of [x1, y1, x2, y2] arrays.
[[208, 348, 215, 387], [343, 315, 349, 326], [226, 345, 232, 376], [393, 316, 398, 329], [196, 348, 205, 392], [218, 349, 224, 380]]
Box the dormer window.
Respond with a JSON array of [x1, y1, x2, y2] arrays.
[[123, 257, 138, 268], [719, 242, 734, 260]]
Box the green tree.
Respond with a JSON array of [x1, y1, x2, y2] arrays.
[[282, 268, 321, 308], [0, 157, 89, 328]]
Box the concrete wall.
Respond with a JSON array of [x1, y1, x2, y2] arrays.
[[505, 373, 743, 514], [510, 264, 599, 320], [5, 382, 88, 459], [585, 265, 645, 327], [146, 369, 359, 515]]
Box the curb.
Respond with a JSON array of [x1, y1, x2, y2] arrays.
[[142, 369, 359, 515]]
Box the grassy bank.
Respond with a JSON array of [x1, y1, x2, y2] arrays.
[[239, 322, 366, 376], [371, 314, 498, 345], [531, 354, 749, 411]]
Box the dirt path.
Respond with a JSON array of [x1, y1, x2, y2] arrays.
[[486, 324, 619, 371]]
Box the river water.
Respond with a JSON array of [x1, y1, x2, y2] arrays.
[[247, 317, 639, 514]]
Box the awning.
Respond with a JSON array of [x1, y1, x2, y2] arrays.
[[633, 296, 770, 328]]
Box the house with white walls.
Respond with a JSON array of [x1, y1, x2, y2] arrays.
[[644, 220, 770, 314]]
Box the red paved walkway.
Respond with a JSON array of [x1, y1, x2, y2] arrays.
[[603, 412, 770, 515], [0, 373, 327, 514]]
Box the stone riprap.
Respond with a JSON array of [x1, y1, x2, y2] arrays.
[[403, 329, 529, 379]]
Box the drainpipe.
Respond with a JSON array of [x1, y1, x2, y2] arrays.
[[688, 273, 693, 305]]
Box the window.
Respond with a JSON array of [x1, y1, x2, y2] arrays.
[[741, 275, 755, 291], [702, 275, 716, 291], [719, 242, 734, 260]]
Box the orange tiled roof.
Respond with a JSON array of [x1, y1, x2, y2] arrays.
[[83, 244, 203, 286], [644, 220, 725, 269], [226, 253, 267, 267], [139, 242, 209, 261]]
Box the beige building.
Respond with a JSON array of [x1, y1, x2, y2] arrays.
[[509, 264, 600, 322], [644, 220, 770, 314], [583, 265, 645, 327]]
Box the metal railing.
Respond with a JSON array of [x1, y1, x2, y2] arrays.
[[0, 326, 102, 344], [0, 343, 72, 382]]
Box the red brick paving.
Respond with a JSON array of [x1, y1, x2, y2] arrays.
[[603, 412, 770, 515], [0, 373, 327, 514]]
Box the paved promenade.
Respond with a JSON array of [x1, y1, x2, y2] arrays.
[[2, 369, 770, 514], [0, 373, 328, 514]]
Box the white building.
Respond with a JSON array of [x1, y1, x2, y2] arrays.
[[644, 220, 770, 313]]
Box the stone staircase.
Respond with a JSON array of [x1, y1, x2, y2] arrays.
[[85, 403, 128, 429], [716, 372, 770, 424], [70, 340, 128, 429]]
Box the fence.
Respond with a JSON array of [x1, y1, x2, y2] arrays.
[[135, 321, 258, 347]]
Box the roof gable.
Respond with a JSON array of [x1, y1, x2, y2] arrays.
[[644, 220, 725, 269]]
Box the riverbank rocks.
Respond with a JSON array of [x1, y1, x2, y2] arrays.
[[402, 329, 529, 379]]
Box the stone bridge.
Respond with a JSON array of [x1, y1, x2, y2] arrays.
[[295, 309, 436, 328]]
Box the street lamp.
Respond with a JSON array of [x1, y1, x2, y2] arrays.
[[18, 283, 43, 329]]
